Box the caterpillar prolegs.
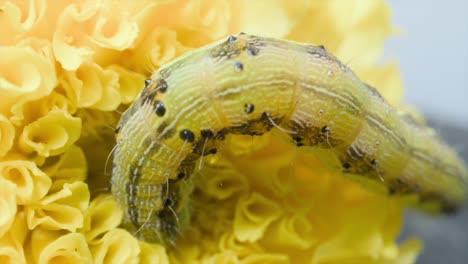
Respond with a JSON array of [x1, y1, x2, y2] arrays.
[[111, 33, 468, 245]]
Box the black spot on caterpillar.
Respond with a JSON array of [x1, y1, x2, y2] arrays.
[[111, 33, 468, 245]]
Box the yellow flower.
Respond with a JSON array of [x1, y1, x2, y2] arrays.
[[0, 115, 15, 158], [0, 45, 57, 123], [0, 0, 423, 263]]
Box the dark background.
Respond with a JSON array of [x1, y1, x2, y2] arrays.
[[384, 2, 468, 263], [401, 120, 468, 264]]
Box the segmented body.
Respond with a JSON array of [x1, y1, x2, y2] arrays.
[[111, 33, 468, 245]]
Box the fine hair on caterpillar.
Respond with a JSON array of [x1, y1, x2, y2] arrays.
[[111, 33, 468, 246]]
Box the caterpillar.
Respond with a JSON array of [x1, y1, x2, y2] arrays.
[[111, 33, 468, 245]]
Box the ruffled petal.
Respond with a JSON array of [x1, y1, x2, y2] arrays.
[[89, 228, 140, 264], [43, 144, 87, 192], [107, 65, 146, 104], [0, 212, 28, 264], [0, 179, 17, 238], [26, 181, 90, 231], [0, 46, 57, 120], [19, 109, 81, 157], [29, 228, 92, 264], [0, 115, 15, 158], [0, 160, 51, 204], [139, 241, 170, 264], [81, 194, 122, 241], [234, 192, 282, 242], [60, 61, 121, 110]]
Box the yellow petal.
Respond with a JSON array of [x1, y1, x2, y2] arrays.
[[0, 212, 28, 264], [19, 109, 81, 157], [26, 181, 90, 232], [230, 0, 294, 38], [29, 228, 92, 264], [139, 241, 170, 264], [234, 192, 282, 242], [107, 65, 146, 104], [0, 160, 51, 204], [81, 194, 122, 241], [0, 179, 17, 238], [89, 228, 140, 264], [0, 46, 56, 119], [60, 61, 121, 110], [52, 2, 99, 70], [0, 115, 15, 158], [42, 144, 87, 192]]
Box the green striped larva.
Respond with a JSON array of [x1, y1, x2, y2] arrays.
[[111, 33, 468, 245]]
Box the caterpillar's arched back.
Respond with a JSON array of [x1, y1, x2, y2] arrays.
[[111, 33, 468, 245]]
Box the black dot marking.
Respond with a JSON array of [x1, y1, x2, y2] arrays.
[[215, 128, 229, 140], [114, 126, 121, 134], [293, 136, 302, 142], [247, 47, 259, 56], [318, 44, 325, 50], [321, 126, 330, 133], [228, 35, 237, 43], [200, 129, 214, 139], [371, 159, 379, 166], [155, 101, 166, 116], [244, 103, 255, 114], [177, 172, 185, 180], [180, 129, 195, 142], [163, 198, 172, 207], [343, 163, 351, 169], [292, 136, 303, 146], [158, 79, 168, 93], [234, 61, 244, 71], [208, 148, 217, 154], [144, 79, 151, 87]]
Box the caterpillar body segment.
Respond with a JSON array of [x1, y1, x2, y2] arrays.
[[111, 33, 468, 245]]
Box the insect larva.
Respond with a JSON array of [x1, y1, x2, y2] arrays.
[[111, 33, 468, 245]]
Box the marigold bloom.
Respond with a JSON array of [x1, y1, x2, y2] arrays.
[[0, 0, 422, 263]]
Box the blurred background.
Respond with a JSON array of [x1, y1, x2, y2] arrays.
[[385, 1, 468, 263]]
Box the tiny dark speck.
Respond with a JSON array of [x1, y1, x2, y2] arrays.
[[201, 129, 214, 139], [180, 129, 195, 142], [163, 198, 172, 207], [158, 80, 168, 93], [155, 101, 166, 116], [234, 61, 244, 71], [318, 45, 325, 50], [157, 211, 165, 217], [244, 103, 255, 114], [228, 35, 237, 43], [209, 148, 217, 154], [247, 47, 259, 56], [321, 126, 330, 133], [144, 79, 151, 87]]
